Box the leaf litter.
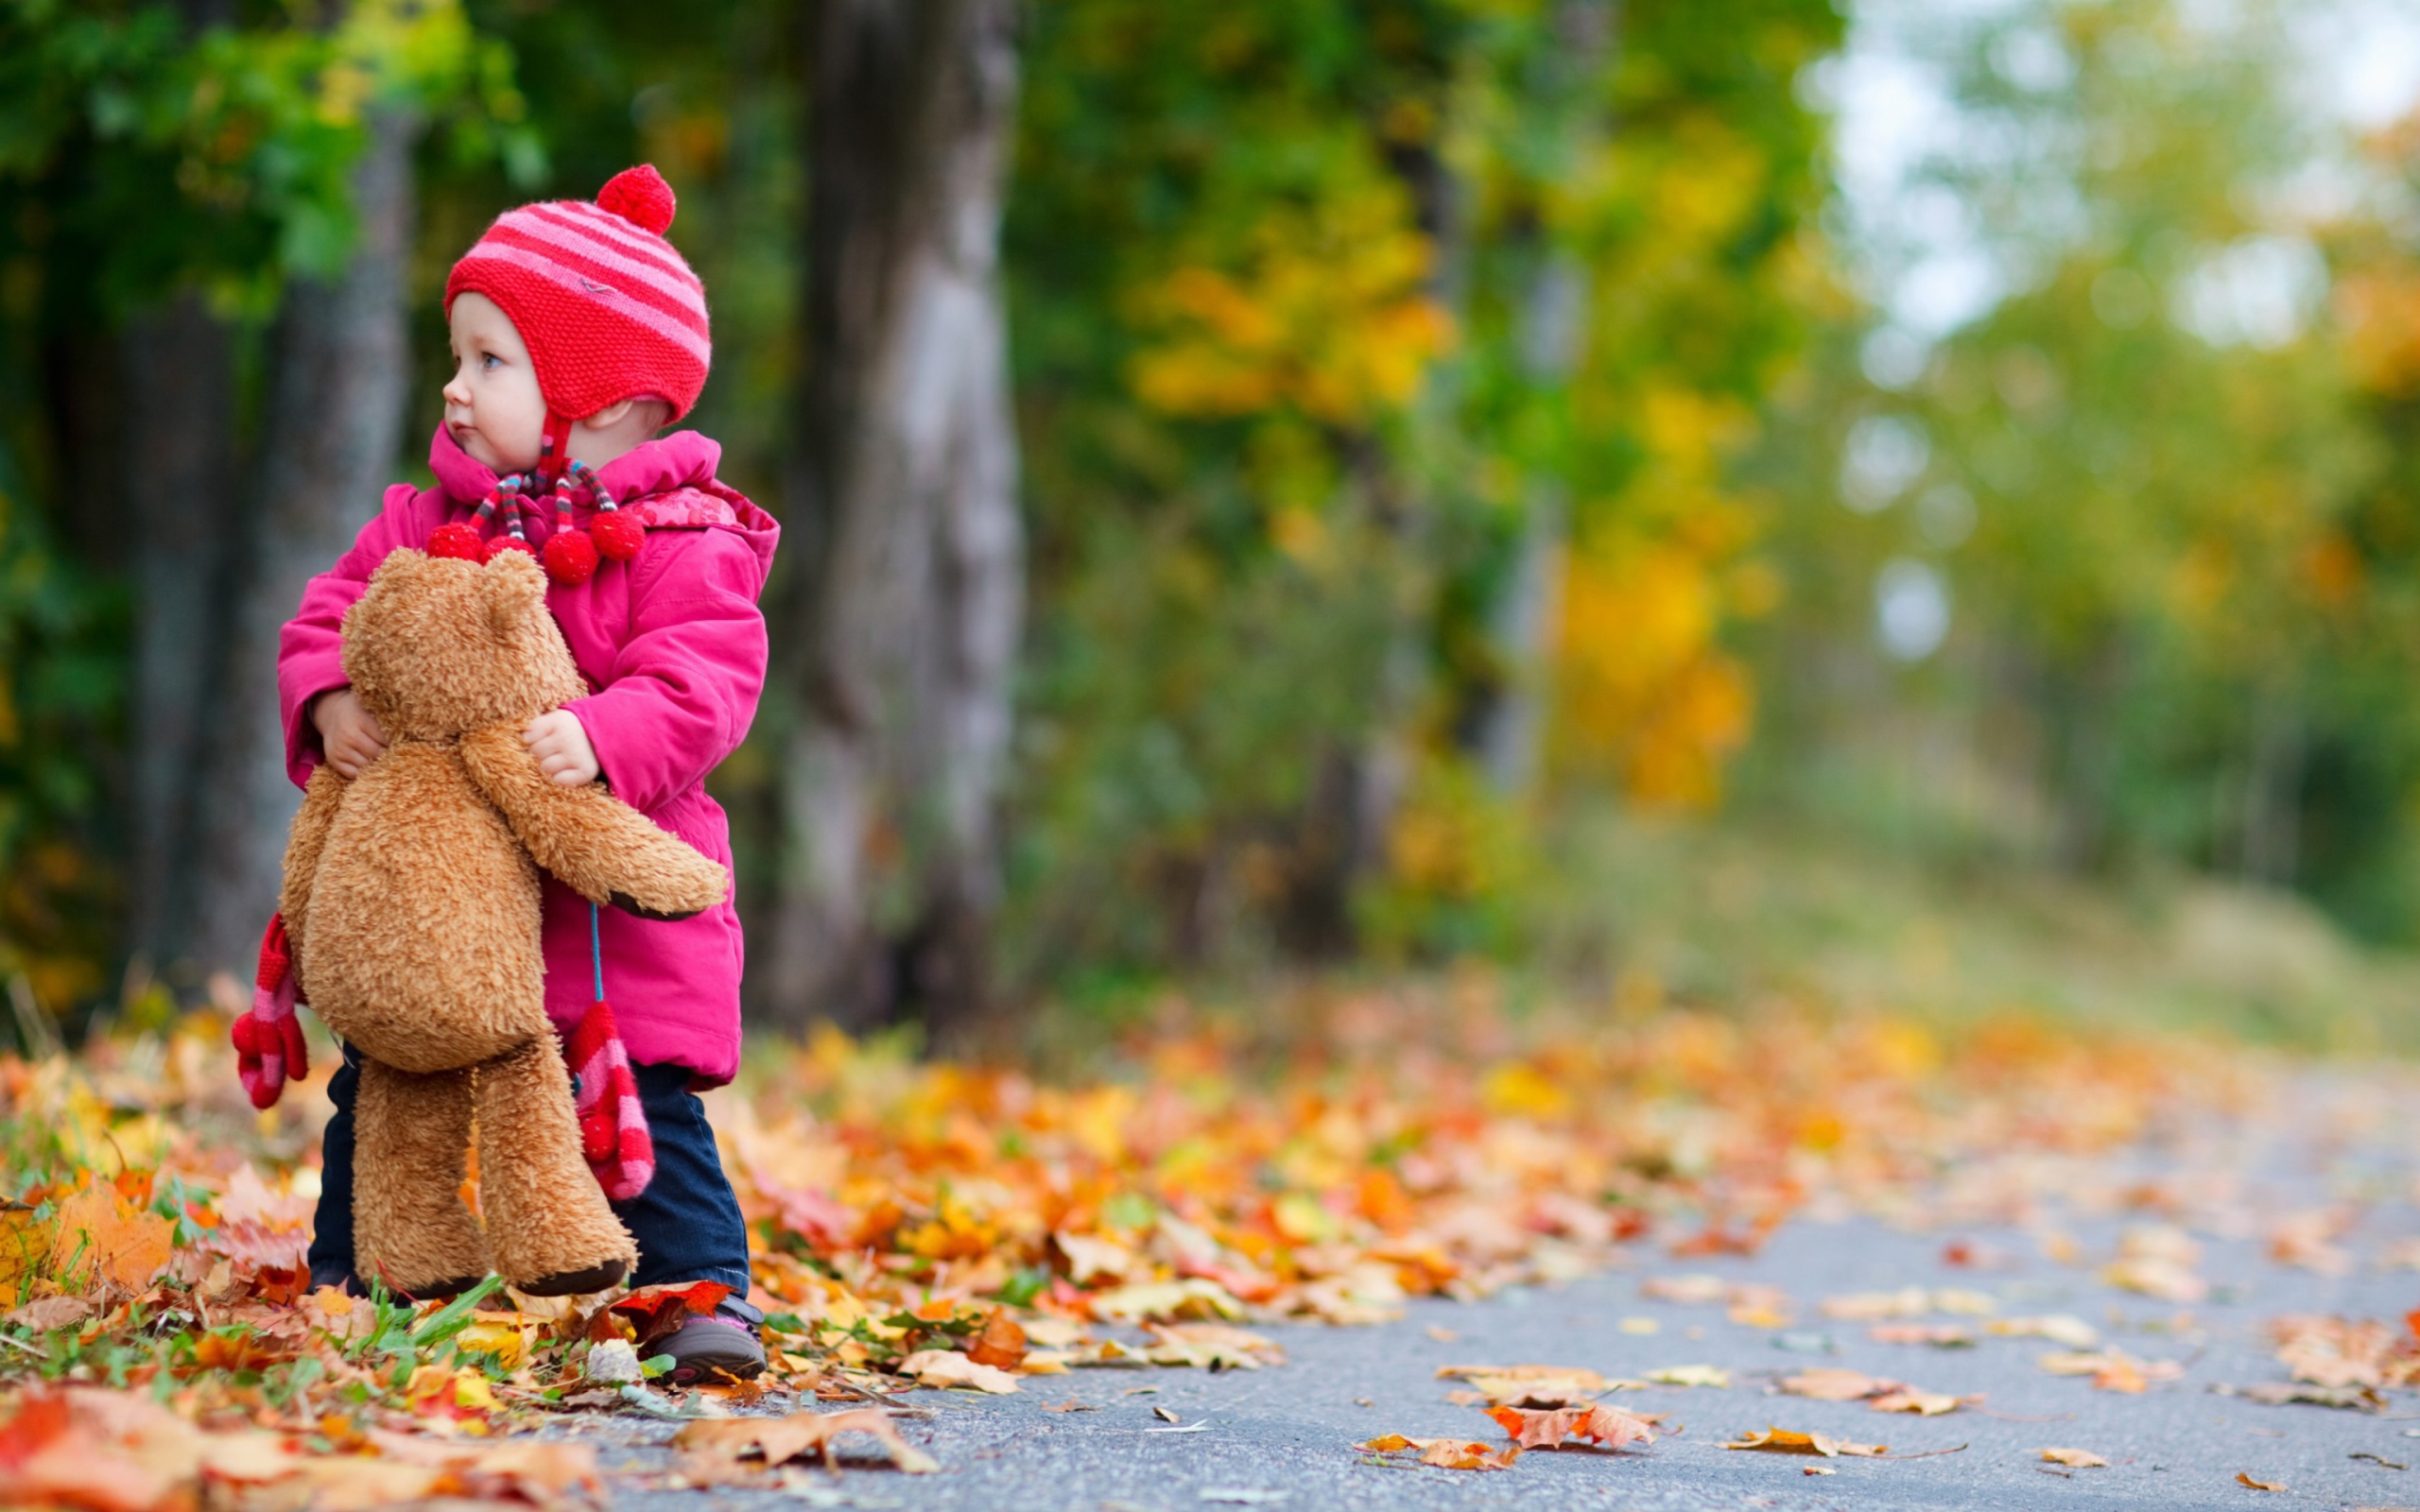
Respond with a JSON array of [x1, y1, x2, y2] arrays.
[[0, 987, 2351, 1503]]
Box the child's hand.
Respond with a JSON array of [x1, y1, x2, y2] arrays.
[[313, 687, 388, 778], [524, 710, 601, 787]]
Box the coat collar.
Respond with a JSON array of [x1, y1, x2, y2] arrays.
[[426, 424, 724, 506]]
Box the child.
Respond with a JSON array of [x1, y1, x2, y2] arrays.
[[278, 165, 778, 1383]]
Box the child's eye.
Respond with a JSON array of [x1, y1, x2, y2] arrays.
[[481, 353, 501, 371]]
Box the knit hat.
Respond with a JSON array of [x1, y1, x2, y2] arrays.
[[445, 164, 710, 427]]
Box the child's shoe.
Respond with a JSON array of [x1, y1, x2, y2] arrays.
[[658, 1296, 766, 1384]]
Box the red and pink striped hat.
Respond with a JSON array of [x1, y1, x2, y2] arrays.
[[445, 163, 710, 428]]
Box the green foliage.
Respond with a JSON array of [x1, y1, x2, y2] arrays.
[[0, 0, 523, 1018]]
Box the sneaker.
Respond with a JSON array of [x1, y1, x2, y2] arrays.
[[657, 1296, 766, 1384]]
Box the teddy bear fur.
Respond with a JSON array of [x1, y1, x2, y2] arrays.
[[282, 548, 731, 1297]]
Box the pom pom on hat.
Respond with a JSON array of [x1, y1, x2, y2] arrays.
[[596, 164, 677, 236]]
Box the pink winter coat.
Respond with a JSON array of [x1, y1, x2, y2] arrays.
[[277, 425, 780, 1084]]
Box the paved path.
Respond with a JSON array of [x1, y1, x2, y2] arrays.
[[591, 1074, 2420, 1510]]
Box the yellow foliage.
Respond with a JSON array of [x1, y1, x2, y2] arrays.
[[2341, 267, 2420, 398], [1555, 538, 1754, 809], [1128, 176, 1454, 428]]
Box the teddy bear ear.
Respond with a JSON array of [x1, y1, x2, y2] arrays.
[[481, 550, 547, 640]]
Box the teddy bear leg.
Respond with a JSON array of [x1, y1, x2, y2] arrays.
[[475, 1039, 637, 1296], [353, 1058, 490, 1297]]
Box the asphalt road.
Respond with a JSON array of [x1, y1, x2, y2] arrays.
[[590, 1074, 2420, 1511]]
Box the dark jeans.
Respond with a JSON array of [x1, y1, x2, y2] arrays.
[[307, 1042, 753, 1297]]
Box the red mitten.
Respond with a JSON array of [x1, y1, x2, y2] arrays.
[[563, 998, 653, 1201], [233, 914, 307, 1109]]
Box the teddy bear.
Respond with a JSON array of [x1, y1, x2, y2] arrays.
[[237, 548, 731, 1298]]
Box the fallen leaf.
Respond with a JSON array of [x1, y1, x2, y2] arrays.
[[1153, 1404, 1182, 1423], [2041, 1447, 2110, 1468], [1357, 1434, 1520, 1470], [674, 1408, 940, 1474], [1435, 1364, 1623, 1405], [1778, 1367, 1895, 1402], [1868, 1389, 1971, 1416], [2238, 1470, 2287, 1491], [1721, 1426, 1887, 1457], [47, 1186, 172, 1296], [5, 1296, 94, 1332], [1989, 1314, 2100, 1349], [0, 1204, 54, 1307], [611, 1280, 733, 1355], [899, 1348, 1021, 1394], [2269, 1314, 2420, 1390], [1486, 1402, 1658, 1452], [1641, 1274, 1728, 1304], [1619, 1316, 1660, 1334], [1870, 1323, 1978, 1348], [1424, 1325, 1459, 1342], [1647, 1364, 1731, 1388], [2038, 1349, 2183, 1391], [2224, 1381, 2387, 1412], [1043, 1400, 1097, 1413], [1821, 1286, 1933, 1321], [2351, 1452, 2409, 1469], [1143, 1321, 1284, 1369], [966, 1307, 1028, 1370]]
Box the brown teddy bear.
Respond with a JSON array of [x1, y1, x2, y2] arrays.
[[262, 548, 730, 1297]]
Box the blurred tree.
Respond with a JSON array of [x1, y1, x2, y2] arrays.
[[997, 0, 1838, 982], [1745, 0, 2418, 929], [758, 0, 1024, 1037], [0, 0, 514, 1017]]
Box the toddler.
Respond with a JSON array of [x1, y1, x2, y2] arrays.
[[278, 165, 777, 1383]]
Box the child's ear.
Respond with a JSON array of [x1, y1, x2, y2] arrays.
[[482, 551, 547, 641]]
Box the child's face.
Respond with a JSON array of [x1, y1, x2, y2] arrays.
[[443, 293, 547, 474]]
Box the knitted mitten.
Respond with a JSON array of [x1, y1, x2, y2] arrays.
[[232, 914, 308, 1109], [563, 998, 654, 1201]]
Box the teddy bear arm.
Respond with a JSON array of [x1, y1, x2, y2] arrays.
[[277, 763, 347, 993], [458, 722, 731, 920]]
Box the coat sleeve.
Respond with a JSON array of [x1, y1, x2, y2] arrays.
[[277, 484, 429, 788], [563, 529, 769, 816]]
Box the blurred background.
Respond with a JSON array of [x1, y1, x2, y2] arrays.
[[5, 0, 2420, 1053]]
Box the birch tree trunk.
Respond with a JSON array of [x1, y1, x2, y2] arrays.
[[760, 0, 1024, 1039], [188, 109, 418, 980]]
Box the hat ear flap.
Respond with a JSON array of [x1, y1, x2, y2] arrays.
[[483, 551, 547, 641]]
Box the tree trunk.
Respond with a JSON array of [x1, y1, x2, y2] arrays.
[[120, 295, 240, 985], [188, 109, 418, 982], [1475, 1, 1614, 797], [760, 0, 1024, 1040]]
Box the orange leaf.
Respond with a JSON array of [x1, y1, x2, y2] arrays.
[[2237, 1471, 2286, 1492], [1358, 1434, 1520, 1470], [48, 1185, 172, 1296], [1485, 1402, 1658, 1452], [966, 1308, 1028, 1370]]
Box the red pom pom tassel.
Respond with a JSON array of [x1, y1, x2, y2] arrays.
[[483, 535, 538, 563], [596, 164, 677, 236], [591, 511, 647, 561], [428, 522, 483, 560], [544, 528, 600, 585]]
